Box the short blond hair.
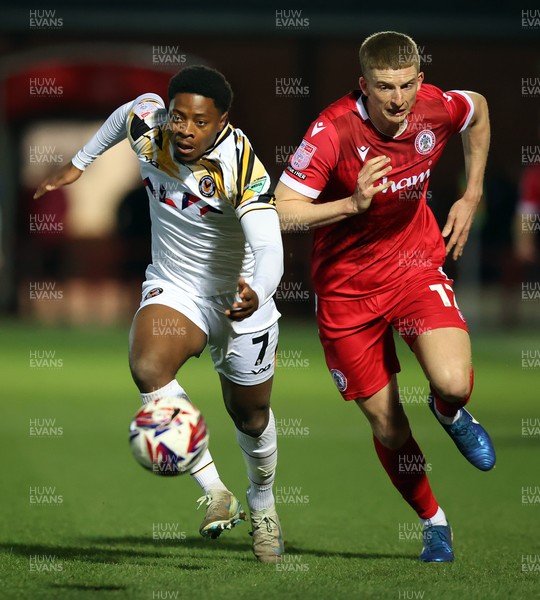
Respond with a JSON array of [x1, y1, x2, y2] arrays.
[[359, 31, 420, 76]]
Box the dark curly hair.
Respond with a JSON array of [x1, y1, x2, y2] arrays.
[[168, 65, 233, 114]]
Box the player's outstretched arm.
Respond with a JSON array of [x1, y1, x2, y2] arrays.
[[442, 91, 490, 260], [276, 155, 393, 231], [34, 99, 136, 200], [33, 162, 83, 199]]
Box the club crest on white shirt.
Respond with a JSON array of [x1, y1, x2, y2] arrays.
[[199, 175, 216, 198]]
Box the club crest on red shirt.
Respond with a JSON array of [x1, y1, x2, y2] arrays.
[[414, 129, 436, 155]]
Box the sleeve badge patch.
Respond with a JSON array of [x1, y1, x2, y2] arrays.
[[291, 139, 317, 170], [245, 176, 268, 194]]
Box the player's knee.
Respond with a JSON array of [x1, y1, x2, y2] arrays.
[[432, 371, 470, 404], [236, 420, 267, 438], [234, 411, 269, 438], [130, 354, 173, 392]]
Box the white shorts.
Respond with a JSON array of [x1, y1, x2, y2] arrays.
[[138, 278, 280, 385]]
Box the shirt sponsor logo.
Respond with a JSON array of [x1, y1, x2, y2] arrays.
[[381, 168, 431, 194], [291, 139, 317, 170], [181, 192, 223, 216], [414, 129, 436, 155]]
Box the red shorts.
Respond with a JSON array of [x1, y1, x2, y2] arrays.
[[317, 268, 468, 400]]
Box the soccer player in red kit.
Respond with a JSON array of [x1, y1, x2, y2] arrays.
[[275, 31, 496, 562]]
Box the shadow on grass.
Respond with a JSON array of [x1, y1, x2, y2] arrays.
[[0, 536, 254, 565], [1, 537, 416, 564], [48, 583, 128, 592], [82, 535, 252, 552], [285, 544, 417, 561], [84, 536, 417, 561]]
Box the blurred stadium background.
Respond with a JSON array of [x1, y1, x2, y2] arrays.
[[1, 4, 539, 599], [1, 2, 539, 328]]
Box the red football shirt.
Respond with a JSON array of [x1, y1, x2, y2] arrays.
[[280, 83, 474, 300]]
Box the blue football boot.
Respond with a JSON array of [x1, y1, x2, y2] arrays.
[[420, 523, 454, 562], [428, 395, 496, 471]]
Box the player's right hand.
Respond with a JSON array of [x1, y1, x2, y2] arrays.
[[350, 155, 393, 213], [33, 162, 83, 199], [225, 278, 259, 321]]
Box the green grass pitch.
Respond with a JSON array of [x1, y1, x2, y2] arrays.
[[2, 318, 540, 599]]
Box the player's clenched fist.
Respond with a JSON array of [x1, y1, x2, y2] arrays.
[[33, 162, 83, 199], [225, 278, 260, 321], [350, 155, 393, 214]]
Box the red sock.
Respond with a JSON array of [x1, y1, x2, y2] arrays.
[[373, 433, 438, 519], [433, 368, 474, 418]]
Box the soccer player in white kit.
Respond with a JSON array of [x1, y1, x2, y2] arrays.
[[34, 66, 284, 563]]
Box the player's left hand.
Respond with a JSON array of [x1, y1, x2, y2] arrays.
[[442, 195, 480, 260], [225, 278, 259, 321], [33, 162, 83, 199]]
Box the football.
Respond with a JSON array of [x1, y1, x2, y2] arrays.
[[129, 396, 209, 476]]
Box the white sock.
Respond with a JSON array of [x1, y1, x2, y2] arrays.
[[140, 379, 187, 405], [139, 380, 226, 493], [236, 409, 278, 511], [190, 450, 227, 493], [421, 506, 448, 528]]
